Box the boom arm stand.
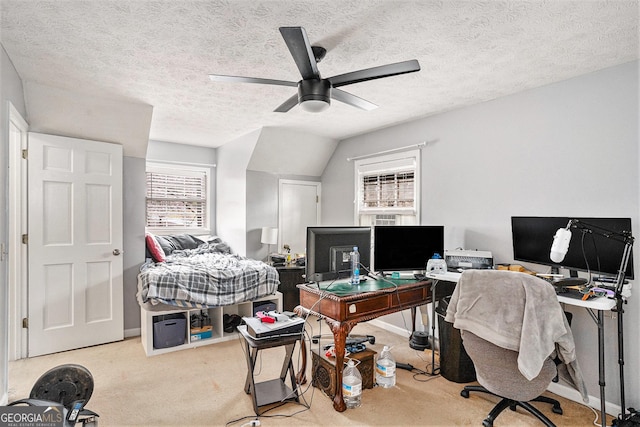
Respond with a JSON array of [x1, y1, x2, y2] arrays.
[[567, 219, 634, 424]]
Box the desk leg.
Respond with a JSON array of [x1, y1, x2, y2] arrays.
[[243, 345, 260, 415], [282, 343, 301, 403], [597, 309, 606, 427], [328, 320, 350, 412], [430, 280, 438, 375]]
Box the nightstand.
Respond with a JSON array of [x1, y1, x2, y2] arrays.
[[276, 265, 305, 311]]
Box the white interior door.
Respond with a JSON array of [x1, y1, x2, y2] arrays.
[[27, 133, 123, 357], [278, 180, 321, 255]]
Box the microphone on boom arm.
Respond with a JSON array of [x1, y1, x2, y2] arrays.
[[550, 220, 574, 263]]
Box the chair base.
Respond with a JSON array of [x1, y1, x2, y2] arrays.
[[461, 385, 562, 427]]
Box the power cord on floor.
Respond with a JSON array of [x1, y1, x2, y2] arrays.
[[587, 403, 600, 426]]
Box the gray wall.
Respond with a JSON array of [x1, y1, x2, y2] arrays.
[[0, 44, 27, 404], [245, 171, 321, 261], [216, 130, 260, 256], [121, 140, 220, 332], [246, 171, 279, 261], [321, 61, 639, 409], [122, 157, 146, 332]]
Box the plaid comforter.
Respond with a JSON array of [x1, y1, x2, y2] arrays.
[[138, 243, 280, 308]]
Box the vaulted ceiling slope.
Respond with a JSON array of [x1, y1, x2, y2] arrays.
[[1, 1, 638, 149]]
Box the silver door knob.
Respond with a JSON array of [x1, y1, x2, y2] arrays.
[[113, 249, 122, 256]]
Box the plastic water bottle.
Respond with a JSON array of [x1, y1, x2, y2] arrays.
[[375, 345, 396, 388], [342, 359, 362, 408], [426, 253, 447, 274], [350, 246, 360, 285]]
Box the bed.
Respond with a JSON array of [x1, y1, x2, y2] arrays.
[[137, 233, 280, 312]]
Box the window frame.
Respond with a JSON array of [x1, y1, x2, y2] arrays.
[[354, 149, 421, 225], [145, 162, 211, 235]]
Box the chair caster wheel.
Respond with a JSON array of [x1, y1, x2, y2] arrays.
[[461, 389, 470, 398], [552, 405, 563, 415], [482, 418, 494, 427]]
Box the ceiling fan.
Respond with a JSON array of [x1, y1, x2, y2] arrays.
[[209, 26, 421, 113]]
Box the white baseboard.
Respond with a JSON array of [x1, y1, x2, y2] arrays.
[[547, 381, 619, 420], [368, 318, 413, 338], [124, 328, 141, 338]]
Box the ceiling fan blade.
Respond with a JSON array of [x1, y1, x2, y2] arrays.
[[328, 59, 420, 88], [209, 74, 297, 87], [279, 27, 320, 80], [274, 93, 299, 113], [331, 89, 377, 111]]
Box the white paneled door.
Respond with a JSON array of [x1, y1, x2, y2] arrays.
[[279, 180, 321, 256], [27, 133, 123, 357]]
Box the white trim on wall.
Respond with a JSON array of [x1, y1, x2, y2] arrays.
[[7, 102, 28, 361]]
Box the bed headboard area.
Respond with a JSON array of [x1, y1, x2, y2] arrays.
[[145, 233, 230, 262]]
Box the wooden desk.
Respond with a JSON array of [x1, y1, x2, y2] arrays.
[[295, 277, 454, 412]]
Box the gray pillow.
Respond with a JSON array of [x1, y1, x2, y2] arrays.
[[163, 234, 204, 252], [154, 235, 175, 255]]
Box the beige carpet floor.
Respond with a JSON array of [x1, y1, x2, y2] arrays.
[[8, 319, 607, 426]]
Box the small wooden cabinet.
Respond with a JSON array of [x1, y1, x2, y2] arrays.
[[276, 266, 305, 311], [311, 347, 376, 399]]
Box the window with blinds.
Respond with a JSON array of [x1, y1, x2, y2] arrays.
[[146, 164, 208, 231], [355, 150, 420, 225], [362, 171, 415, 209]]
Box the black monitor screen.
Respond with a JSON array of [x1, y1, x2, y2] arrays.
[[306, 226, 371, 282], [511, 216, 633, 279], [373, 225, 445, 273]]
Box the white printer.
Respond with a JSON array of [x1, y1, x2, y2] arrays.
[[444, 249, 494, 270]]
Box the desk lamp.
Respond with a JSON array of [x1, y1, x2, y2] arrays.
[[261, 227, 278, 263]]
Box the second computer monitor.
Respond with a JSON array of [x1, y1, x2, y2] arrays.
[[374, 225, 444, 274]]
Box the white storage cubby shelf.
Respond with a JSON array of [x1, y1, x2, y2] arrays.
[[141, 292, 283, 356]]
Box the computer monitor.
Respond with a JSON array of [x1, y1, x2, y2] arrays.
[[306, 226, 372, 282], [373, 225, 445, 274], [511, 216, 634, 279]]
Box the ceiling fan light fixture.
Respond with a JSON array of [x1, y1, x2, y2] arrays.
[[298, 79, 331, 112], [300, 99, 330, 112]]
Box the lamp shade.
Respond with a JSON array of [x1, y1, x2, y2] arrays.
[[260, 227, 278, 245]]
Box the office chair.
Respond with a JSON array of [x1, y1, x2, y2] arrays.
[[445, 270, 587, 427], [460, 330, 562, 427]]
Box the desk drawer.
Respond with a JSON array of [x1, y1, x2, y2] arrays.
[[396, 287, 429, 306], [343, 294, 390, 320]]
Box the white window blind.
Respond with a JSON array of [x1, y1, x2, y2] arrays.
[[362, 170, 415, 209], [146, 165, 208, 230], [356, 154, 418, 214]]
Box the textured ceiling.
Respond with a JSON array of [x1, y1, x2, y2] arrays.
[[1, 0, 638, 148]]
